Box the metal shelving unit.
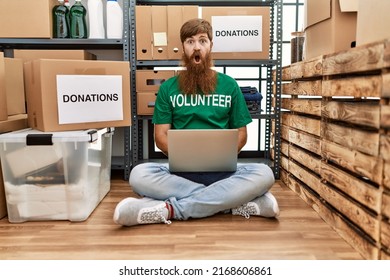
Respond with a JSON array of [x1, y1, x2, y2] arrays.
[[0, 0, 132, 179], [129, 0, 282, 179], [0, 0, 282, 180]]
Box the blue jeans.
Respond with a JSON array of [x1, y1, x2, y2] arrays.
[[129, 162, 275, 220]]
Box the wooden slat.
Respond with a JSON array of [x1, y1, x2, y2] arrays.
[[381, 105, 390, 128], [289, 128, 321, 155], [384, 39, 390, 68], [282, 80, 322, 96], [322, 122, 380, 157], [288, 175, 378, 260], [290, 161, 380, 241], [284, 114, 321, 136], [321, 163, 382, 214], [322, 100, 380, 129], [281, 98, 321, 116], [281, 154, 289, 171], [322, 75, 382, 98], [381, 221, 390, 251], [289, 145, 321, 176], [323, 41, 385, 76], [384, 161, 390, 190], [280, 168, 289, 187], [382, 73, 390, 97], [280, 124, 289, 141], [289, 161, 320, 194], [280, 65, 291, 81], [382, 192, 390, 219], [321, 140, 383, 185], [380, 134, 390, 162], [281, 140, 289, 156], [290, 56, 323, 79]]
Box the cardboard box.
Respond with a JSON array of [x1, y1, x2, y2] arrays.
[[4, 58, 26, 116], [0, 0, 57, 38], [0, 52, 7, 121], [136, 70, 176, 92], [202, 7, 270, 60], [136, 70, 175, 115], [0, 114, 29, 134], [13, 49, 97, 63], [356, 0, 390, 46], [167, 6, 199, 60], [303, 0, 357, 60], [0, 161, 6, 219], [152, 6, 169, 60], [0, 128, 113, 222], [137, 92, 157, 115], [24, 59, 131, 132], [136, 5, 199, 61], [136, 6, 153, 60]]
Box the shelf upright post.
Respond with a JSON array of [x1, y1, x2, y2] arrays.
[[264, 0, 275, 162], [125, 0, 138, 180], [273, 0, 283, 179]]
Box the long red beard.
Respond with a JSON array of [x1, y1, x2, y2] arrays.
[[178, 51, 217, 95]]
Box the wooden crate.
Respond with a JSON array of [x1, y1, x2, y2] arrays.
[[276, 39, 390, 259], [288, 175, 379, 260], [381, 190, 390, 255]]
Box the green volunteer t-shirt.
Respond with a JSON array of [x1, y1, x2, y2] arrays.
[[152, 72, 252, 129]]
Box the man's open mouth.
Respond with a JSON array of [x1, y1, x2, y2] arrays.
[[194, 54, 201, 63]]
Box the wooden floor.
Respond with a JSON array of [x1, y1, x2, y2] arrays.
[[0, 171, 363, 260]]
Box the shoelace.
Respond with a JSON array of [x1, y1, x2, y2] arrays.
[[232, 203, 257, 219], [140, 208, 172, 224]]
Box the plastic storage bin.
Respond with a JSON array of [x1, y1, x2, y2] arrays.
[[0, 127, 114, 223]]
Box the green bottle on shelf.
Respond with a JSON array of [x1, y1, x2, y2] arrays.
[[52, 0, 70, 38], [70, 0, 87, 39]]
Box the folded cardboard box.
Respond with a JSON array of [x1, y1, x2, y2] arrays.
[[303, 0, 358, 60], [0, 114, 29, 134], [24, 59, 131, 132], [4, 58, 26, 116]]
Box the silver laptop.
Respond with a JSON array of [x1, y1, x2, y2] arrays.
[[167, 129, 238, 172]]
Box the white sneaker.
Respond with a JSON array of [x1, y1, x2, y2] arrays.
[[113, 197, 171, 226], [232, 192, 280, 219]]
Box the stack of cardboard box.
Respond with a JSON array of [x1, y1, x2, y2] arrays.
[[0, 52, 29, 219], [136, 5, 271, 60], [303, 0, 390, 61], [0, 49, 131, 222], [134, 5, 272, 115]]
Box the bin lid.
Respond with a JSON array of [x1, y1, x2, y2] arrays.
[[0, 127, 113, 144]]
